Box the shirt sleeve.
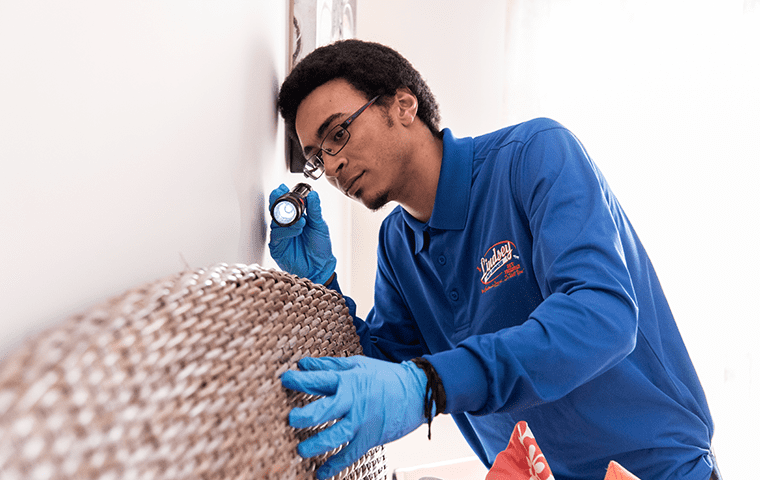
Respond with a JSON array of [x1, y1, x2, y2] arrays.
[[428, 125, 640, 415], [325, 258, 428, 363]]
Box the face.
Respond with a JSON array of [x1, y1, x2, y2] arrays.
[[295, 79, 411, 211]]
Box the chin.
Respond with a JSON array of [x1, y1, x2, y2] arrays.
[[360, 190, 390, 212]]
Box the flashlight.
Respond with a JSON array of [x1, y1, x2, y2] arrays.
[[270, 183, 313, 227]]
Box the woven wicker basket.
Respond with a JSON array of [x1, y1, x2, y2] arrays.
[[0, 263, 386, 480]]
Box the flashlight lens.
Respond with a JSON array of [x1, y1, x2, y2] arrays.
[[273, 200, 297, 225]]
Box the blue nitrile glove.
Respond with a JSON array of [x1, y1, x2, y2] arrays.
[[268, 184, 337, 284], [280, 356, 428, 480]]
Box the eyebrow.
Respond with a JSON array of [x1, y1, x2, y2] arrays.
[[316, 112, 345, 139], [302, 111, 348, 157]]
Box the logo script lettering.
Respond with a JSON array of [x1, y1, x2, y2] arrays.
[[479, 240, 521, 285]]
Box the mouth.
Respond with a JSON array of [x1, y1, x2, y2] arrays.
[[343, 172, 364, 197]]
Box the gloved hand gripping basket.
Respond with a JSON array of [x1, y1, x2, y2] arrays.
[[0, 263, 386, 480]]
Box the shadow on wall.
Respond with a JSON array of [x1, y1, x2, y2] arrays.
[[236, 41, 281, 266]]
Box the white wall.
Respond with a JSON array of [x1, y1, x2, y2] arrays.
[[0, 1, 290, 356], [353, 0, 759, 478]]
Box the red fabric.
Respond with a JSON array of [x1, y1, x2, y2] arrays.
[[604, 461, 641, 480], [485, 421, 641, 480], [486, 421, 554, 480]]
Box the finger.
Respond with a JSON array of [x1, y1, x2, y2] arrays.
[[280, 369, 339, 397], [269, 217, 306, 243], [297, 415, 356, 459], [297, 356, 359, 372], [290, 383, 354, 428], [305, 190, 324, 224], [315, 436, 367, 480], [268, 184, 290, 208]]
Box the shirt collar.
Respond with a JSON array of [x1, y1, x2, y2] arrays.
[[402, 128, 473, 253]]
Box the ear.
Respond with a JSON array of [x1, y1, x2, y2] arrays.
[[394, 87, 419, 127]]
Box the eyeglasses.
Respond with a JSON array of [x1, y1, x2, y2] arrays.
[[303, 95, 380, 180]]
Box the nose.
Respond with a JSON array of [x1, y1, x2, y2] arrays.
[[323, 153, 347, 180]]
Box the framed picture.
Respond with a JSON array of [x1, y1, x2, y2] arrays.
[[286, 0, 357, 173]]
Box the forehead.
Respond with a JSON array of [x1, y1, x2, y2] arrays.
[[295, 79, 367, 146]]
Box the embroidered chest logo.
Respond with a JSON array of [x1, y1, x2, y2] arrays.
[[477, 240, 524, 293]]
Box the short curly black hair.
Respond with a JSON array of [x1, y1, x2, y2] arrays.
[[278, 39, 441, 143]]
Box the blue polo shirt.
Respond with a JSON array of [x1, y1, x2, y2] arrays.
[[332, 118, 714, 480]]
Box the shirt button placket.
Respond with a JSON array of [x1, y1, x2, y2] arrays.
[[434, 252, 459, 303]]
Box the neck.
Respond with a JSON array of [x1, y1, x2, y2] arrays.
[[397, 128, 444, 223]]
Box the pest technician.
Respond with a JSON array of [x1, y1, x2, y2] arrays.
[[268, 39, 720, 480]]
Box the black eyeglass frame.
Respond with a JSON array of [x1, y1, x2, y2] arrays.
[[302, 95, 381, 179]]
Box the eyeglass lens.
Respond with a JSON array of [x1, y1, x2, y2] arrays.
[[303, 155, 324, 179], [303, 125, 350, 179]]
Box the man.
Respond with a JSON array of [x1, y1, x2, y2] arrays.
[[270, 39, 719, 480]]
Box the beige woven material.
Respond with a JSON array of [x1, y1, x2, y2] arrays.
[[0, 263, 386, 480]]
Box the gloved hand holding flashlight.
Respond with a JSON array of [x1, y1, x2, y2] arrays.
[[268, 184, 337, 285], [281, 356, 429, 480]]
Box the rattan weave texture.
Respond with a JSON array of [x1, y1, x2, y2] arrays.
[[0, 263, 386, 480]]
